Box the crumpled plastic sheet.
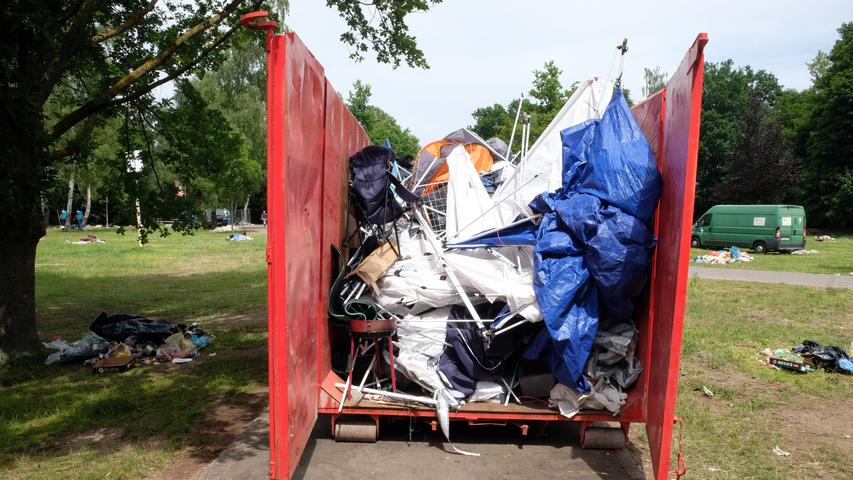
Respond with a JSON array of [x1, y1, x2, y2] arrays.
[[548, 379, 627, 418], [389, 307, 453, 394]]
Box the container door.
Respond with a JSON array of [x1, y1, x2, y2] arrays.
[[267, 33, 327, 480], [645, 33, 707, 480], [778, 206, 800, 248]]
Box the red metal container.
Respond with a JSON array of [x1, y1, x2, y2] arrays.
[[247, 14, 707, 480]]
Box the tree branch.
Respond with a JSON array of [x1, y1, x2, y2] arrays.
[[42, 0, 105, 99], [91, 0, 159, 45], [48, 0, 248, 140], [103, 22, 241, 111]]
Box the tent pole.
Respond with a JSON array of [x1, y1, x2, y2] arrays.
[[505, 94, 525, 166], [414, 209, 486, 332]]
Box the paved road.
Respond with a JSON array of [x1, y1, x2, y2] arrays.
[[201, 412, 650, 480], [688, 266, 853, 289]]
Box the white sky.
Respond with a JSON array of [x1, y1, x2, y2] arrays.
[[285, 0, 850, 143]]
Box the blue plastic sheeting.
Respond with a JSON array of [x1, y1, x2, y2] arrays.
[[446, 216, 538, 249], [561, 91, 662, 225], [523, 89, 660, 391]]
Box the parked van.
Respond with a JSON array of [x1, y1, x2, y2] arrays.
[[691, 205, 806, 253]]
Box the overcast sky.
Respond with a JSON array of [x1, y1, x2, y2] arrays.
[[286, 1, 851, 142]]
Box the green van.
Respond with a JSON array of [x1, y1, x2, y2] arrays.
[[691, 205, 806, 253]]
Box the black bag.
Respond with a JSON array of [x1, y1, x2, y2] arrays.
[[90, 312, 181, 344]]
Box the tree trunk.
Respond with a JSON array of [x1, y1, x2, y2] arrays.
[[83, 185, 92, 227], [0, 180, 44, 353], [41, 196, 49, 228], [243, 195, 250, 224], [65, 172, 75, 230], [135, 197, 143, 247]]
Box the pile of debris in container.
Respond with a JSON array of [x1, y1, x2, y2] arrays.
[[329, 81, 660, 448], [693, 246, 754, 264], [44, 312, 213, 373]]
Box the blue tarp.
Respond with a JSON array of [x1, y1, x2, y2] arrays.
[[461, 90, 660, 391]]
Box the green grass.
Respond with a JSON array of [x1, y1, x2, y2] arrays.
[[34, 228, 267, 337], [690, 234, 853, 275], [1, 228, 269, 480], [673, 278, 853, 479]]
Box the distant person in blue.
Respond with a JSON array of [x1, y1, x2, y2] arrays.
[[76, 209, 84, 230], [60, 209, 68, 231]]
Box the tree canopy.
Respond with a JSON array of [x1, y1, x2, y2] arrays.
[[469, 61, 576, 147], [346, 80, 421, 159], [0, 0, 443, 353]]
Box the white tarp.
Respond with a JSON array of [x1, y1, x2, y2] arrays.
[[374, 241, 541, 322], [492, 78, 614, 224], [445, 248, 541, 322], [445, 145, 502, 241], [391, 307, 453, 394]]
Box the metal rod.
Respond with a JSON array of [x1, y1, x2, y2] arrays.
[[357, 355, 376, 393], [414, 209, 485, 330], [506, 94, 525, 166], [413, 154, 442, 192], [493, 317, 532, 337], [334, 383, 438, 406]]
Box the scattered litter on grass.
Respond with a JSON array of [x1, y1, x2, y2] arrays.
[[227, 233, 252, 241], [45, 312, 214, 372], [44, 334, 110, 365], [814, 235, 836, 242], [693, 246, 754, 264], [772, 446, 791, 457], [790, 249, 818, 255], [701, 386, 714, 397], [758, 340, 852, 374], [708, 467, 721, 472], [66, 235, 106, 245], [212, 225, 233, 232]]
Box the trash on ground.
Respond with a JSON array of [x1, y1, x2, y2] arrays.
[[46, 312, 213, 371], [814, 235, 836, 242], [772, 446, 791, 457], [790, 249, 818, 255], [759, 340, 851, 374], [701, 385, 714, 397], [227, 233, 252, 241], [328, 85, 659, 450], [66, 235, 106, 245], [693, 246, 754, 264]]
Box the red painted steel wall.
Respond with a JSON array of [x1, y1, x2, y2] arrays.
[[644, 33, 708, 478], [267, 32, 371, 479]]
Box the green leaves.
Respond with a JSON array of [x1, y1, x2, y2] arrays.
[[469, 61, 575, 146], [325, 0, 441, 69], [346, 80, 421, 158]]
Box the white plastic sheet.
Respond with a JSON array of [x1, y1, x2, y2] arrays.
[[445, 145, 502, 241], [492, 78, 614, 224]]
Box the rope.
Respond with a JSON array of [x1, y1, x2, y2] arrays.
[[674, 416, 687, 479]]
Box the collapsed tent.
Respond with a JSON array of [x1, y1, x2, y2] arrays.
[[409, 128, 504, 196]]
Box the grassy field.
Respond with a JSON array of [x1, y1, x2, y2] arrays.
[[690, 234, 853, 275], [1, 228, 269, 480], [667, 278, 853, 479], [1, 228, 851, 480]]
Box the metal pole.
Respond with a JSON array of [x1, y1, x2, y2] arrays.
[[414, 209, 485, 331], [505, 94, 525, 166]]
